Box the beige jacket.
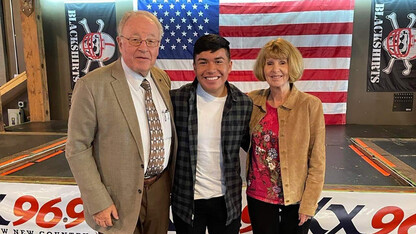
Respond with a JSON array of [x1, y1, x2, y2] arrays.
[[247, 84, 325, 216], [66, 59, 177, 233]]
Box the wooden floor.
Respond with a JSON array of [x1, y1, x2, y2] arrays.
[[324, 125, 416, 190], [1, 121, 416, 191], [0, 121, 71, 181]]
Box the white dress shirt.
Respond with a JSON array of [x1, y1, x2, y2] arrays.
[[121, 58, 172, 174]]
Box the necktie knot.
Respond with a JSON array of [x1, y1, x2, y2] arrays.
[[141, 79, 151, 91]]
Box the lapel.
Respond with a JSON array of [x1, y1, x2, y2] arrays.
[[222, 81, 235, 118], [110, 59, 144, 161], [150, 67, 172, 112], [187, 80, 198, 178]]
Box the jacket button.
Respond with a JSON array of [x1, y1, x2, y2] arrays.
[[141, 164, 144, 169], [138, 189, 142, 194]]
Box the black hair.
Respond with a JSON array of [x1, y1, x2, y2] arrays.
[[193, 34, 231, 61]]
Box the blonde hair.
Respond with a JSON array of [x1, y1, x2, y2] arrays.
[[253, 38, 304, 82], [117, 10, 163, 39]]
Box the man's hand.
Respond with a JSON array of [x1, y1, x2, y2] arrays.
[[93, 204, 119, 228], [298, 213, 311, 226]]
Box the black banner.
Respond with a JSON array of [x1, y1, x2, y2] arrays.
[[367, 0, 416, 92], [65, 2, 117, 89]]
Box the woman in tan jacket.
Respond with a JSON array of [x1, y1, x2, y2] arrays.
[[246, 38, 326, 234]]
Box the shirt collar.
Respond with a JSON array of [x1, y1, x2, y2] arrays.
[[196, 83, 227, 102], [121, 58, 151, 91], [191, 78, 236, 102], [251, 83, 299, 112]]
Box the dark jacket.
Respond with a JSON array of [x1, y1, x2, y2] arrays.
[[170, 79, 252, 225]]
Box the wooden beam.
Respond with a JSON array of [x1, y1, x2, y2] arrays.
[[0, 71, 27, 105], [19, 0, 50, 122], [0, 97, 4, 132]]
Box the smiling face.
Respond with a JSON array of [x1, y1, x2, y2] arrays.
[[264, 57, 290, 89], [117, 15, 160, 77], [194, 48, 232, 97]]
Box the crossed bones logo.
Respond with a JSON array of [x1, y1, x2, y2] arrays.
[[79, 18, 116, 74], [382, 12, 416, 76]]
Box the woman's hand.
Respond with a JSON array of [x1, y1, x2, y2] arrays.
[[298, 213, 312, 226]]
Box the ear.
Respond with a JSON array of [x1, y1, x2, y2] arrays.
[[117, 36, 123, 51], [228, 60, 233, 74]]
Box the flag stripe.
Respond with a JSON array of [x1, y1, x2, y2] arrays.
[[299, 47, 352, 59], [302, 70, 350, 80], [157, 58, 351, 70], [308, 92, 348, 103], [220, 23, 354, 37], [222, 70, 351, 81], [323, 103, 347, 115], [219, 11, 354, 26], [296, 80, 348, 92], [164, 70, 350, 82], [226, 35, 353, 48], [170, 80, 348, 93], [232, 47, 352, 59], [325, 114, 346, 125], [220, 0, 354, 14]]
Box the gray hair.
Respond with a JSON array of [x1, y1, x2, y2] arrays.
[[117, 10, 164, 40]]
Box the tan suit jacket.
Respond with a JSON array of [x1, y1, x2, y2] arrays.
[[66, 59, 177, 233]]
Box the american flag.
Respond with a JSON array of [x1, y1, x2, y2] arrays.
[[136, 0, 355, 125]]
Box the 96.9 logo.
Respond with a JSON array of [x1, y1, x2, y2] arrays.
[[0, 194, 85, 229]]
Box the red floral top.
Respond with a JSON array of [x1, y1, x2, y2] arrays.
[[247, 102, 284, 204]]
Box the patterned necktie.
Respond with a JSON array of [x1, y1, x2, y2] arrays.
[[141, 79, 165, 177]]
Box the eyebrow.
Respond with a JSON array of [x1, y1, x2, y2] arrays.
[[197, 56, 226, 61], [266, 58, 287, 61], [130, 33, 158, 38]]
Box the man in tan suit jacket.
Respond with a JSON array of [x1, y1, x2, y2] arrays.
[[66, 11, 176, 234]]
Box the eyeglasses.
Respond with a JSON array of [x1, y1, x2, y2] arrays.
[[120, 35, 160, 47]]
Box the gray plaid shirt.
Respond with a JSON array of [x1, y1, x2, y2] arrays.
[[170, 79, 252, 226]]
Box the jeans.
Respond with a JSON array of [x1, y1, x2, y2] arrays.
[[173, 196, 241, 234], [247, 196, 311, 234]]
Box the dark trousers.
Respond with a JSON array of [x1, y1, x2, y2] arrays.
[[173, 196, 241, 234], [247, 196, 311, 234], [135, 170, 170, 234]]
